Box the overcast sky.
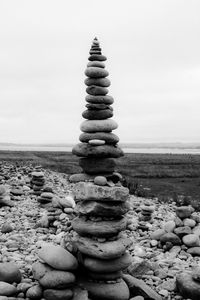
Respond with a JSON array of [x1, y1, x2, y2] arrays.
[[0, 0, 199, 144]]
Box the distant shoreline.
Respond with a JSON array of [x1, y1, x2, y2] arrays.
[[0, 145, 200, 154]]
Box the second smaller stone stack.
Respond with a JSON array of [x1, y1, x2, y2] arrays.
[[31, 168, 45, 195]]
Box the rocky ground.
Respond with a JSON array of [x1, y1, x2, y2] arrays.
[[0, 162, 199, 299]]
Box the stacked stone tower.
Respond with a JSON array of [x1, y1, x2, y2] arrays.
[[71, 38, 132, 300]]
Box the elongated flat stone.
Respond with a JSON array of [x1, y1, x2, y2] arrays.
[[86, 103, 111, 110], [86, 95, 114, 104], [73, 235, 132, 259], [72, 216, 127, 237], [83, 251, 132, 273], [80, 119, 118, 133], [75, 200, 130, 217], [85, 67, 108, 78], [79, 157, 116, 174], [88, 271, 122, 280], [72, 143, 123, 158], [69, 173, 95, 183], [86, 86, 108, 96], [79, 132, 119, 144], [85, 77, 110, 87], [88, 54, 107, 61], [87, 61, 105, 68], [79, 278, 130, 300], [74, 182, 129, 202]]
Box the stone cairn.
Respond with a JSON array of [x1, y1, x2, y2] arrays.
[[150, 205, 200, 253], [32, 243, 78, 299], [71, 38, 132, 300], [138, 201, 155, 231], [31, 166, 45, 195]]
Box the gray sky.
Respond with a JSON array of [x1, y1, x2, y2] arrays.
[[0, 0, 199, 144]]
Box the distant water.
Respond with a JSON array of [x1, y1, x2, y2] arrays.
[[0, 145, 200, 154]]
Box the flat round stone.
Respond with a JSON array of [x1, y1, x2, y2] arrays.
[[73, 182, 129, 202], [160, 233, 181, 245], [69, 173, 95, 183], [79, 158, 116, 174], [80, 119, 118, 133], [88, 139, 105, 145], [38, 244, 78, 271], [89, 50, 101, 55], [85, 77, 110, 87], [79, 132, 119, 144], [73, 143, 123, 158], [85, 67, 108, 78], [87, 61, 105, 68], [39, 270, 75, 289], [43, 289, 73, 300], [86, 95, 114, 104], [72, 216, 127, 237], [88, 54, 107, 61], [83, 251, 132, 273], [79, 279, 130, 300], [73, 235, 132, 259], [182, 234, 200, 247], [75, 200, 130, 217], [86, 103, 112, 110], [94, 175, 107, 185], [86, 85, 109, 96]]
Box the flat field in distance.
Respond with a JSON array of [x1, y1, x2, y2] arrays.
[[0, 150, 200, 205]]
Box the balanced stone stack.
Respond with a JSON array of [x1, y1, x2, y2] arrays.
[[71, 38, 132, 300], [32, 244, 78, 300], [138, 201, 155, 222], [150, 205, 200, 253], [31, 170, 45, 195]]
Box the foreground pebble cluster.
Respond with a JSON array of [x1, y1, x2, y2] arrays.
[[0, 162, 200, 299]]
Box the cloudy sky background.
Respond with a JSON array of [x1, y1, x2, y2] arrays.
[[0, 0, 199, 144]]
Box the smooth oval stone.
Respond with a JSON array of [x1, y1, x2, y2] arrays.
[[83, 251, 132, 273], [72, 216, 127, 237], [174, 226, 192, 238], [176, 206, 194, 219], [160, 233, 181, 245], [38, 244, 78, 271], [87, 61, 105, 68], [0, 281, 17, 296], [88, 139, 105, 146], [90, 50, 101, 55], [80, 119, 118, 133], [39, 270, 75, 289], [183, 218, 196, 227], [85, 67, 108, 78], [94, 175, 107, 185], [82, 109, 113, 120], [79, 279, 129, 300], [88, 271, 122, 280], [86, 85, 109, 96], [164, 221, 176, 233], [73, 143, 123, 158], [43, 289, 73, 300], [0, 262, 21, 284], [73, 235, 132, 259], [75, 201, 130, 217], [73, 182, 129, 202], [26, 285, 43, 299], [86, 103, 112, 111], [150, 229, 166, 241], [79, 158, 116, 174], [86, 95, 114, 104], [182, 234, 200, 247], [79, 132, 119, 144], [187, 247, 200, 256], [177, 272, 200, 300], [88, 54, 107, 61], [69, 173, 95, 183], [85, 77, 110, 87]]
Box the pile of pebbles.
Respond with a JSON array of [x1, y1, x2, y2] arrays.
[[150, 205, 200, 253], [71, 38, 132, 300]]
